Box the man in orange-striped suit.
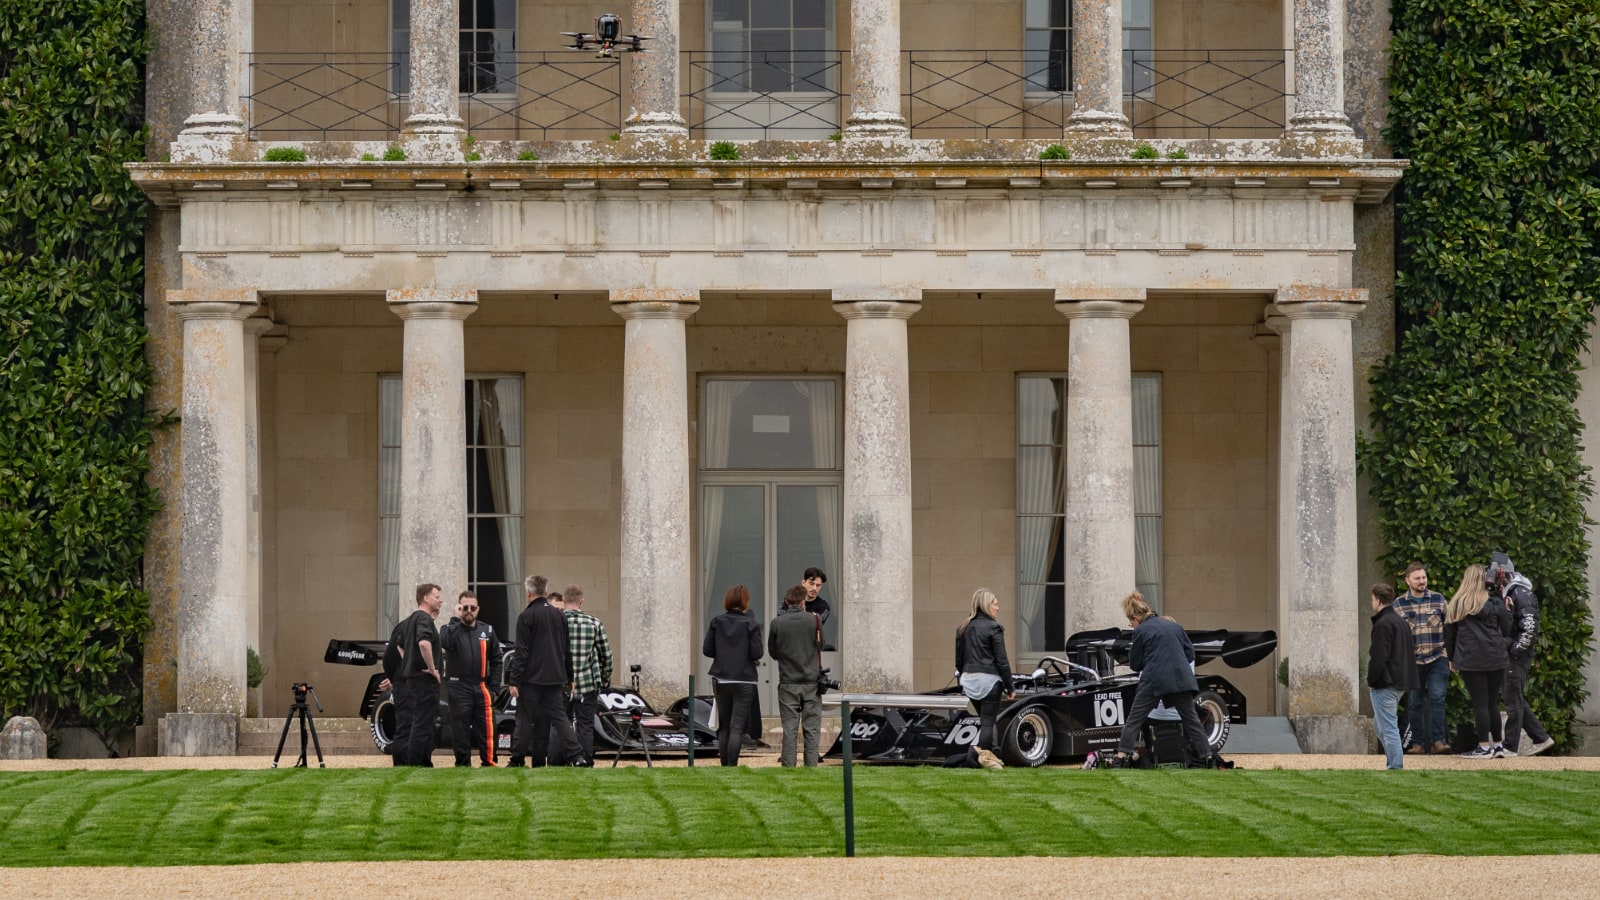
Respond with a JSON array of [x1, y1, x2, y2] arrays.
[[440, 590, 503, 767]]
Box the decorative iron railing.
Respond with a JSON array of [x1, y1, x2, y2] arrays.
[[682, 51, 847, 139]]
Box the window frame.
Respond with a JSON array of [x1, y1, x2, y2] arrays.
[[389, 0, 518, 98], [1023, 0, 1155, 99]]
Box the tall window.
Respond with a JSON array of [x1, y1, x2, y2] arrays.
[[1024, 0, 1154, 95], [390, 0, 517, 95], [709, 0, 833, 93], [1016, 374, 1162, 653], [380, 376, 524, 639]]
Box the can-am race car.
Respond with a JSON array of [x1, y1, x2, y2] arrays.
[[824, 627, 1277, 767], [324, 639, 716, 757]]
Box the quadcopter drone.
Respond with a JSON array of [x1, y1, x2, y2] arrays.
[[562, 13, 650, 57]]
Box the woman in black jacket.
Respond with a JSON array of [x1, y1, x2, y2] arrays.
[[1445, 564, 1514, 759], [1110, 592, 1212, 768], [702, 584, 764, 766], [952, 588, 1014, 769]]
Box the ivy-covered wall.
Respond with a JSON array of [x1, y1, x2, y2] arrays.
[[0, 0, 156, 738], [1367, 0, 1600, 745]]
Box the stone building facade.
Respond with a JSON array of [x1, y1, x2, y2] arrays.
[[131, 0, 1600, 756]]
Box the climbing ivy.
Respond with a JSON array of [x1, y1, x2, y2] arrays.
[[0, 0, 156, 740], [1365, 0, 1600, 746]]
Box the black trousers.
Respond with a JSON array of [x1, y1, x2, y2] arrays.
[[527, 684, 584, 766], [392, 675, 437, 767], [713, 681, 757, 766], [508, 690, 534, 764], [1461, 668, 1506, 743], [1502, 655, 1551, 752], [1117, 685, 1209, 763], [545, 691, 597, 766], [447, 679, 496, 766]]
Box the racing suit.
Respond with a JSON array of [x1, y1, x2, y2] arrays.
[[439, 617, 503, 766], [1500, 575, 1552, 754]]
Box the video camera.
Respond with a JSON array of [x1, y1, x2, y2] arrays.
[[817, 667, 840, 693]]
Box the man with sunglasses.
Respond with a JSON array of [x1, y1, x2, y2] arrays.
[[439, 590, 503, 767]]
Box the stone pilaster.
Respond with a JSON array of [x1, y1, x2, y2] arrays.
[[162, 290, 257, 756], [613, 290, 698, 707], [1055, 290, 1143, 631], [624, 0, 687, 134], [242, 315, 276, 676], [1064, 0, 1131, 135], [402, 0, 466, 146], [387, 289, 477, 626], [1286, 0, 1354, 135], [844, 0, 908, 137], [1255, 311, 1289, 716], [834, 292, 920, 692], [1275, 285, 1366, 753]]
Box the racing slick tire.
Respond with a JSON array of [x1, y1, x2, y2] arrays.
[[370, 690, 397, 754], [1195, 689, 1230, 754], [998, 706, 1053, 767]]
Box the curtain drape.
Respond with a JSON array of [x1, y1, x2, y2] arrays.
[[477, 378, 524, 626], [1016, 378, 1065, 651]]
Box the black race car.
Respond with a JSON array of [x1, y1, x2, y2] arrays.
[[324, 638, 716, 757], [824, 627, 1277, 767]]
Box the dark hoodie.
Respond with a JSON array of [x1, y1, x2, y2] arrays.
[[703, 609, 764, 682]]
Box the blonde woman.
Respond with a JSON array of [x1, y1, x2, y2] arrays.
[[953, 588, 1015, 769], [1444, 564, 1514, 759], [1109, 592, 1212, 768]]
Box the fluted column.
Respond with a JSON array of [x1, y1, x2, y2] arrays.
[[1275, 285, 1366, 752], [1064, 0, 1131, 135], [1055, 290, 1143, 632], [614, 290, 698, 708], [624, 0, 687, 134], [388, 289, 477, 625], [163, 290, 257, 756], [175, 0, 252, 142], [835, 292, 919, 692], [844, 0, 908, 137], [402, 0, 464, 137], [1286, 0, 1354, 134]]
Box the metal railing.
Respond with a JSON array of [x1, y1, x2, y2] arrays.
[[243, 49, 1287, 143]]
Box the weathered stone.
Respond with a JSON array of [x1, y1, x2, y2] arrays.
[[836, 293, 920, 693], [158, 712, 239, 757], [0, 717, 47, 760], [845, 0, 908, 137], [613, 291, 698, 708], [1065, 0, 1131, 135], [624, 0, 687, 134], [1292, 714, 1368, 754], [1286, 0, 1354, 135], [402, 0, 463, 138], [1055, 292, 1145, 631]]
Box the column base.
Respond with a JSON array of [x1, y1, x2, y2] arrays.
[[399, 129, 467, 162], [1065, 109, 1132, 135], [1290, 715, 1368, 754], [170, 128, 249, 164], [623, 112, 689, 136], [1285, 111, 1355, 136], [844, 112, 909, 138], [159, 713, 239, 757]]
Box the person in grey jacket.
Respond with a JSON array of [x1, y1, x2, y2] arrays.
[[1489, 552, 1556, 756], [769, 583, 824, 766], [1444, 563, 1514, 759], [703, 584, 764, 766], [1110, 592, 1212, 768]]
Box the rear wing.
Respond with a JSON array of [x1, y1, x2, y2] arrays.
[[1063, 628, 1278, 677], [325, 639, 387, 666]]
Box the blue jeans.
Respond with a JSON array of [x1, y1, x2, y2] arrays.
[[1405, 656, 1450, 747], [1371, 687, 1403, 769]]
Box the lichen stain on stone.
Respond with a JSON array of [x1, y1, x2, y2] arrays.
[[1290, 668, 1354, 716]]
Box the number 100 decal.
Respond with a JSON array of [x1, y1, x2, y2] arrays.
[[1092, 692, 1126, 727]]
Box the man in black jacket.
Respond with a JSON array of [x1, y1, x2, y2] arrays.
[[505, 575, 547, 767], [508, 574, 585, 767], [1490, 553, 1556, 757], [1368, 582, 1419, 769], [439, 590, 503, 767], [387, 583, 443, 766]]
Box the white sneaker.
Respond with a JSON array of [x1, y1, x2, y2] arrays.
[[1524, 738, 1556, 757]]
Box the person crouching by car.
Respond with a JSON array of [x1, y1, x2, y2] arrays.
[[703, 585, 764, 766], [769, 583, 824, 767], [1367, 582, 1419, 770], [951, 588, 1014, 770], [1109, 592, 1211, 769]]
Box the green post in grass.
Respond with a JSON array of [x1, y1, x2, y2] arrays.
[[841, 699, 855, 857], [686, 674, 695, 767]]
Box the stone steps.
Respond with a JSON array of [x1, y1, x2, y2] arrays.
[[238, 716, 382, 756]]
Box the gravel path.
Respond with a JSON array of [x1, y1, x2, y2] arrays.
[[5, 751, 1598, 897]]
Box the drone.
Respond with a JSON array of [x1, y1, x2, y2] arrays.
[[562, 13, 650, 58]]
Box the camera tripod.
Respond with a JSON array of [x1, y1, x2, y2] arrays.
[[272, 682, 326, 768]]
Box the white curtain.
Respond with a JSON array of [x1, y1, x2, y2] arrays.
[[378, 376, 402, 635], [699, 381, 749, 625], [477, 379, 524, 625], [795, 380, 841, 642], [1016, 378, 1065, 651]]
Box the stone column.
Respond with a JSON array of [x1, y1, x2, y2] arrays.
[[834, 292, 920, 692], [624, 0, 687, 134], [387, 289, 477, 626], [1055, 290, 1144, 632], [1286, 0, 1354, 134], [1275, 285, 1366, 752], [402, 0, 465, 139], [845, 0, 909, 137], [162, 290, 257, 756], [613, 290, 698, 708], [172, 0, 253, 157], [1064, 0, 1131, 135]]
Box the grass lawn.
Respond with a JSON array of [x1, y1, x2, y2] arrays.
[[0, 767, 1595, 866]]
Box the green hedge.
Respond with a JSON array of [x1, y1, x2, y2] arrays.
[[0, 0, 156, 739], [1366, 0, 1600, 745]]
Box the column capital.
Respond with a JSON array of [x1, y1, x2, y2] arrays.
[[611, 289, 699, 320], [168, 289, 258, 322], [1274, 286, 1367, 319], [242, 315, 277, 337], [387, 288, 479, 321], [833, 297, 921, 320], [1054, 290, 1145, 320]]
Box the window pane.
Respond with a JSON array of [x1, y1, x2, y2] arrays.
[[1024, 0, 1053, 29], [793, 0, 827, 29], [1123, 0, 1152, 29], [1017, 377, 1063, 445], [708, 379, 839, 470], [777, 484, 840, 647], [392, 0, 409, 26], [380, 447, 402, 515], [1131, 374, 1161, 444], [713, 0, 748, 27], [701, 485, 767, 631], [380, 376, 402, 446], [751, 0, 788, 29]]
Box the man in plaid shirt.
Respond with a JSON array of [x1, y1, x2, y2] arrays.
[[1393, 562, 1450, 754], [558, 584, 613, 765]]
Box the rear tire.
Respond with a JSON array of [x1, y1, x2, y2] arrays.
[[1196, 690, 1230, 754], [370, 690, 397, 754], [999, 707, 1053, 767]]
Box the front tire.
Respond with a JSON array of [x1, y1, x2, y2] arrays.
[[370, 690, 397, 754], [999, 707, 1053, 767], [1196, 690, 1230, 754]]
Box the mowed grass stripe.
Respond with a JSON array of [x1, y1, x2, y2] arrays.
[[2, 768, 1599, 866]]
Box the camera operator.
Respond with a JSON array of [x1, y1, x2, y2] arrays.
[[508, 574, 586, 767], [439, 590, 502, 767], [385, 583, 443, 766], [769, 583, 824, 767]]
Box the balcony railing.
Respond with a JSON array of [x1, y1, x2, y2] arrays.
[[243, 49, 1288, 143]]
